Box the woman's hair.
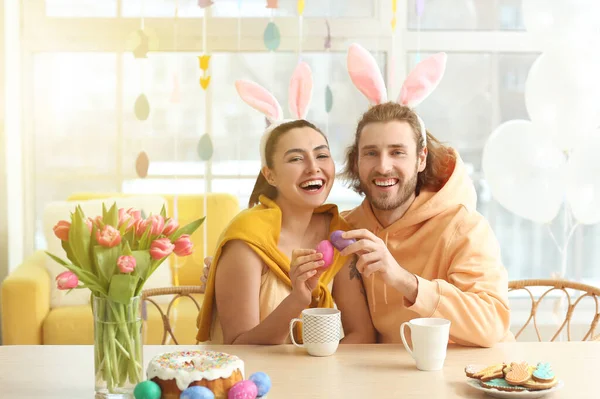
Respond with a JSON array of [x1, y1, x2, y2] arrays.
[[248, 120, 327, 208], [340, 102, 455, 195]]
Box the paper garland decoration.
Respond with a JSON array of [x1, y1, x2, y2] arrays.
[[266, 0, 278, 8], [297, 0, 304, 15], [132, 29, 150, 58], [134, 94, 150, 120], [391, 0, 397, 31], [135, 151, 150, 178], [325, 85, 333, 113], [197, 134, 214, 161], [263, 22, 281, 51], [198, 55, 211, 90], [198, 0, 214, 8]]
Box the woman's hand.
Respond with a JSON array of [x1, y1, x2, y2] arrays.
[[289, 249, 325, 306], [200, 256, 212, 290]]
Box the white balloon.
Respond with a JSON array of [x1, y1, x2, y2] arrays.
[[566, 130, 600, 224], [483, 120, 566, 223], [524, 45, 600, 151]]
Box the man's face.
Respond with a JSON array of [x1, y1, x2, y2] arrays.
[[357, 120, 426, 211]]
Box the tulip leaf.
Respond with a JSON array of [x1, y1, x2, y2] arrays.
[[108, 274, 140, 304], [69, 206, 92, 272], [93, 244, 122, 285], [132, 250, 152, 282], [138, 223, 153, 250], [122, 241, 133, 257], [171, 217, 206, 241]]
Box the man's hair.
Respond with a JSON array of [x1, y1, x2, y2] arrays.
[[340, 102, 455, 194]]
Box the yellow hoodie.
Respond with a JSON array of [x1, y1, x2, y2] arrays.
[[342, 149, 513, 347], [196, 195, 349, 343]]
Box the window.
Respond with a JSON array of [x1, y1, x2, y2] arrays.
[[24, 0, 600, 286], [407, 0, 525, 31]]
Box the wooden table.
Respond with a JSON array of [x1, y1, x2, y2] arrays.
[[0, 342, 596, 398]]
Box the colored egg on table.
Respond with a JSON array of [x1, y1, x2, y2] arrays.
[[180, 386, 215, 399], [329, 230, 356, 251], [133, 380, 161, 399], [315, 240, 334, 269], [249, 372, 271, 397], [228, 380, 258, 399]]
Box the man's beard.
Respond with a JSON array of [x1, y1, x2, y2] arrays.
[[359, 165, 419, 211]]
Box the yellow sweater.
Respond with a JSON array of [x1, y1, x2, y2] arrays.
[[196, 195, 349, 343]]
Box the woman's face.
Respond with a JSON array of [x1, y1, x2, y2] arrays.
[[263, 126, 335, 210]]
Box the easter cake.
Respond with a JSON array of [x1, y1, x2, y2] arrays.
[[146, 350, 244, 399]]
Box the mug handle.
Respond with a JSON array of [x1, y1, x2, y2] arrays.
[[289, 318, 303, 348], [400, 322, 414, 358]]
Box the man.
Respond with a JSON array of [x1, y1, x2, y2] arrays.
[[338, 101, 513, 347]]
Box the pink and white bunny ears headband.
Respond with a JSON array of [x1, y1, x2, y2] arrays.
[[235, 62, 313, 167], [346, 43, 447, 146]]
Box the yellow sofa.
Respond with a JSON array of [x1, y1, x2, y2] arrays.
[[1, 193, 240, 345]]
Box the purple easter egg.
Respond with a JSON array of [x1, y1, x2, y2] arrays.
[[316, 240, 334, 269], [228, 380, 258, 399], [329, 230, 356, 251]]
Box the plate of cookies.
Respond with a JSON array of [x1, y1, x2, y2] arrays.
[[465, 362, 564, 398]]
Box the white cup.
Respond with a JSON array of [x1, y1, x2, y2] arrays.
[[400, 318, 451, 371], [289, 308, 341, 357]]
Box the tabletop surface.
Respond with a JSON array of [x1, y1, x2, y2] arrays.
[[0, 342, 597, 398]]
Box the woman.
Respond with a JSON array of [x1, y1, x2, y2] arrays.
[[196, 63, 375, 345]]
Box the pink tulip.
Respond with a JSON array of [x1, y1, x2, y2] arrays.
[[56, 271, 79, 290], [162, 219, 179, 236], [92, 215, 104, 228], [149, 237, 175, 260], [173, 234, 193, 257], [117, 255, 136, 273], [118, 207, 142, 230], [136, 215, 165, 237], [85, 218, 93, 232], [96, 225, 122, 248], [53, 220, 71, 241]]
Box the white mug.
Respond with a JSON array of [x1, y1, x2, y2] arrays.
[[289, 308, 341, 357], [400, 318, 451, 371]]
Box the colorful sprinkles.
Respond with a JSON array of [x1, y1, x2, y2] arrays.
[[153, 350, 240, 372]]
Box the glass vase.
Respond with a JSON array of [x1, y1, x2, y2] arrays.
[[93, 295, 143, 399]]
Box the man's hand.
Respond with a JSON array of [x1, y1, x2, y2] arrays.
[[340, 229, 418, 302]]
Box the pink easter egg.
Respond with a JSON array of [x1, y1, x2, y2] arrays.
[[228, 380, 258, 399], [316, 239, 334, 269]]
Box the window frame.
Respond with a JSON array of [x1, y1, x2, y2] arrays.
[[24, 0, 590, 291]]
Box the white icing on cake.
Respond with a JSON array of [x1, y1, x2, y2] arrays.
[[146, 350, 245, 391]]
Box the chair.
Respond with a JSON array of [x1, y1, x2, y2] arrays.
[[142, 286, 204, 345], [509, 279, 600, 342]]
